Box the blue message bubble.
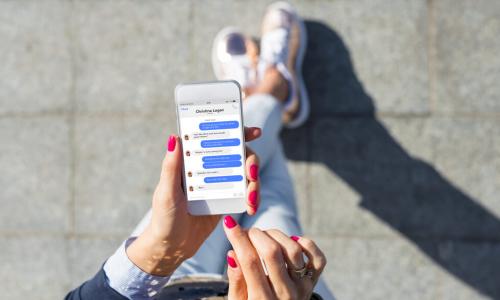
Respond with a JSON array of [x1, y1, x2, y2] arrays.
[[203, 160, 242, 169], [202, 154, 242, 162], [204, 175, 244, 183], [201, 138, 240, 148], [199, 121, 239, 131]]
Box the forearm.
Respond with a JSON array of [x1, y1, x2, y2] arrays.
[[102, 236, 178, 300], [126, 225, 186, 277]]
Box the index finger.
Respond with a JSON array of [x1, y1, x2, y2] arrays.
[[244, 127, 261, 142], [222, 216, 272, 297]]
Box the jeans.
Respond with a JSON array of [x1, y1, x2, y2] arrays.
[[132, 94, 335, 300]]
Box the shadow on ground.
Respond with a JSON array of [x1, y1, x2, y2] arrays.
[[282, 20, 500, 298]]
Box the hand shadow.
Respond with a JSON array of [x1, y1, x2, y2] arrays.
[[282, 20, 500, 298]]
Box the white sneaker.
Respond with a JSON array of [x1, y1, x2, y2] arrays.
[[212, 27, 258, 94], [260, 2, 309, 128]]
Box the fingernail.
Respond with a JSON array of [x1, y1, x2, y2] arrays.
[[248, 191, 258, 208], [291, 235, 300, 242], [227, 255, 237, 268], [224, 215, 237, 229], [167, 135, 176, 152], [250, 164, 259, 180]]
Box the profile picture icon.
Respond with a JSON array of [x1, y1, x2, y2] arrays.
[[187, 171, 193, 177], [189, 186, 194, 192], [184, 134, 189, 141], [186, 150, 191, 156]]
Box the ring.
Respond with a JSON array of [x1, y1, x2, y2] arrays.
[[292, 265, 307, 278], [292, 265, 313, 279]]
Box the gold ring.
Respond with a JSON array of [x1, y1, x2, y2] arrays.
[[292, 265, 314, 279], [292, 265, 307, 278]]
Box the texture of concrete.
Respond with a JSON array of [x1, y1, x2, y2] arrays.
[[1, 1, 499, 299]]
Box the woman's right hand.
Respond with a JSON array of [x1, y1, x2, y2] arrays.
[[223, 216, 327, 300]]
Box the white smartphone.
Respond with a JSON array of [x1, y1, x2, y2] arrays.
[[175, 81, 247, 215]]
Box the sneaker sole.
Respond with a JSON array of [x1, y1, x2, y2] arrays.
[[268, 2, 309, 128], [211, 26, 243, 80]]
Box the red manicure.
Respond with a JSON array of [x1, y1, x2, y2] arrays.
[[248, 191, 258, 208], [167, 135, 176, 152], [250, 164, 259, 180], [224, 215, 237, 229], [291, 235, 300, 242], [227, 255, 237, 268]]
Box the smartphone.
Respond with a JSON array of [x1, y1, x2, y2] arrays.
[[175, 81, 247, 215]]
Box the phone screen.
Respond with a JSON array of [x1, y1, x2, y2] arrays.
[[177, 98, 246, 201]]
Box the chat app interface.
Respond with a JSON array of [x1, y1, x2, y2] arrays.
[[178, 99, 245, 201]]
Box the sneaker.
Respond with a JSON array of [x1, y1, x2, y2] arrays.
[[259, 1, 309, 128], [212, 27, 259, 96]]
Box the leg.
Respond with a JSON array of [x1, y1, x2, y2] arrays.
[[243, 92, 284, 168], [240, 139, 336, 300], [239, 144, 299, 234]]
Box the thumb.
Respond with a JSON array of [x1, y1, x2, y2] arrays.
[[159, 134, 183, 191], [227, 250, 247, 300]]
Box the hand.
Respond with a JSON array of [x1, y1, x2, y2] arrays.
[[223, 216, 327, 300], [126, 127, 262, 276]]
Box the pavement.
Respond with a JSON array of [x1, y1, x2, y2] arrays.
[[1, 0, 500, 299]]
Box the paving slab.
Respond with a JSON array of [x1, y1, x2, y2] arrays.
[[0, 117, 70, 233], [306, 117, 417, 238], [0, 236, 69, 300], [434, 0, 500, 114], [418, 118, 500, 223], [293, 0, 429, 115], [282, 127, 311, 227], [71, 0, 191, 114], [74, 114, 175, 235], [315, 236, 439, 300], [287, 160, 310, 228], [0, 0, 71, 115], [436, 241, 500, 299], [308, 117, 500, 240], [67, 236, 124, 289]]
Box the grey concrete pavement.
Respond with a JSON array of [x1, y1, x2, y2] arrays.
[[1, 0, 499, 299]]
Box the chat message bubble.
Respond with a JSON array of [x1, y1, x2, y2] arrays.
[[191, 131, 230, 140], [203, 161, 242, 169], [204, 175, 243, 183], [199, 121, 239, 131], [194, 169, 234, 177], [202, 154, 241, 162], [193, 148, 231, 156], [195, 183, 234, 191], [201, 138, 240, 148]]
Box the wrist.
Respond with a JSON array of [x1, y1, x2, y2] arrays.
[[126, 226, 186, 276]]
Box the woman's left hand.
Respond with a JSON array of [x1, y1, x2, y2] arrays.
[[223, 217, 327, 300], [126, 127, 261, 276]]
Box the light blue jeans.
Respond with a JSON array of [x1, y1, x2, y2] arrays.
[[132, 94, 334, 299]]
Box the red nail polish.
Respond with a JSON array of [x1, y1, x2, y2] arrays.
[[250, 164, 259, 180], [224, 215, 237, 229], [291, 235, 300, 242], [167, 135, 176, 152], [248, 191, 258, 207], [227, 255, 237, 268]]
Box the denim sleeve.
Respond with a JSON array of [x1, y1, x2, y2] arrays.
[[103, 238, 172, 300]]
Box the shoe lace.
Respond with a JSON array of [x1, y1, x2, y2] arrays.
[[224, 55, 255, 88], [260, 28, 289, 66]]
